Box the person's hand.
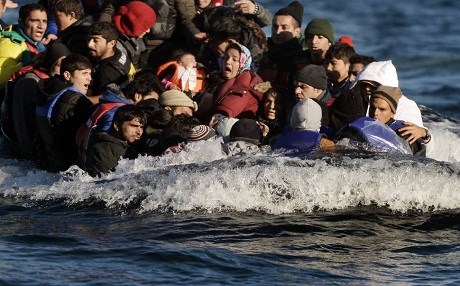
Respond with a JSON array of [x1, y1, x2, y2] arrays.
[[42, 34, 58, 45], [194, 32, 208, 42], [398, 122, 428, 144], [209, 114, 225, 128], [5, 0, 18, 9], [256, 121, 269, 137], [233, 0, 256, 14], [169, 83, 180, 91]]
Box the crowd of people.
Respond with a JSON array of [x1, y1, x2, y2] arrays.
[[0, 0, 434, 177]]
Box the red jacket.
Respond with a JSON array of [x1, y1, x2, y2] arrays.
[[214, 70, 263, 119]]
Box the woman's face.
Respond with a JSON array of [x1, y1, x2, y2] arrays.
[[263, 92, 278, 120], [222, 48, 240, 79]]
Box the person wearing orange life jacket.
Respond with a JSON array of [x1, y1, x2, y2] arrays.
[[157, 50, 208, 98]]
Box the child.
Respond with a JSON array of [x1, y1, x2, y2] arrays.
[[156, 50, 208, 98]]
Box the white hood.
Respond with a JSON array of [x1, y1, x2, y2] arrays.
[[352, 60, 399, 88]]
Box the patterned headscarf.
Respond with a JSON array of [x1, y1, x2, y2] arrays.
[[218, 42, 252, 75]]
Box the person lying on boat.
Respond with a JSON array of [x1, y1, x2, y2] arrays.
[[350, 60, 434, 155], [369, 86, 427, 156], [272, 98, 334, 154]]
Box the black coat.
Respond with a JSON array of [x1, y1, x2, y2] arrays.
[[36, 76, 93, 171], [85, 131, 129, 177], [57, 15, 94, 57]]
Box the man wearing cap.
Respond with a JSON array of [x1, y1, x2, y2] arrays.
[[112, 0, 156, 70], [352, 60, 434, 155], [293, 64, 332, 125], [159, 90, 198, 116], [257, 0, 309, 90], [304, 18, 335, 65], [294, 64, 332, 104]]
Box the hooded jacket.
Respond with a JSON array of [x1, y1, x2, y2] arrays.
[[353, 60, 433, 155]]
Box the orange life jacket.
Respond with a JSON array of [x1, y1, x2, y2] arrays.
[[157, 61, 208, 94]]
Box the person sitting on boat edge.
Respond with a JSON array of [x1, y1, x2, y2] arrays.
[[330, 91, 412, 154], [369, 85, 426, 156], [272, 98, 334, 154], [351, 60, 434, 155], [85, 104, 146, 177], [35, 54, 93, 172]]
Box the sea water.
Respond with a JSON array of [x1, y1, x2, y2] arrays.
[[1, 0, 459, 285]]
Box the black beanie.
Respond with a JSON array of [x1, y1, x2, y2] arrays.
[[295, 64, 328, 90], [42, 41, 72, 72], [330, 93, 366, 124], [274, 1, 304, 27], [229, 118, 263, 145]]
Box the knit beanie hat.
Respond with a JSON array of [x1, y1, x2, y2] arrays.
[[295, 64, 328, 90], [229, 118, 263, 145], [159, 90, 198, 112], [330, 93, 366, 124], [42, 41, 71, 72], [305, 18, 334, 43], [274, 1, 304, 27], [370, 85, 402, 113], [113, 1, 156, 37], [290, 98, 322, 131], [338, 35, 353, 47], [188, 125, 216, 141]]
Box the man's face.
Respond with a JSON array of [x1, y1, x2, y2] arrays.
[[324, 57, 350, 82], [116, 118, 144, 143], [20, 9, 47, 43], [369, 97, 394, 124], [306, 34, 330, 56], [88, 35, 114, 60], [294, 80, 322, 101], [64, 68, 92, 95], [271, 15, 300, 45]]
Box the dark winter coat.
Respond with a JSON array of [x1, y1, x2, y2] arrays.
[[35, 76, 93, 172], [85, 131, 129, 177], [57, 15, 94, 57]]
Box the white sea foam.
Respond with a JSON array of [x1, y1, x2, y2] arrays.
[[0, 117, 458, 214]]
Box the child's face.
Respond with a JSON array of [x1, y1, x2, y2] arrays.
[[65, 68, 92, 95], [263, 92, 278, 120], [222, 48, 240, 79], [324, 57, 350, 82], [180, 54, 197, 69], [369, 97, 395, 124]]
